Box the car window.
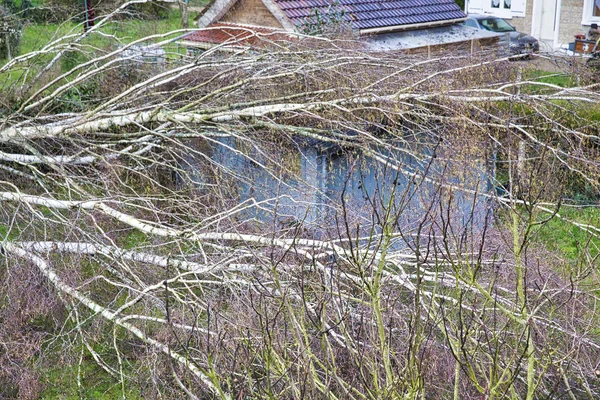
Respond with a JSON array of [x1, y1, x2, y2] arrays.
[[464, 19, 479, 28], [479, 18, 515, 32]]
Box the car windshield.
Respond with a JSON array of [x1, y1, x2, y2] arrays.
[[478, 18, 515, 33]]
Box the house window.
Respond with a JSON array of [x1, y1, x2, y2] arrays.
[[491, 0, 511, 10], [466, 0, 524, 18], [583, 0, 600, 24], [487, 0, 512, 17]]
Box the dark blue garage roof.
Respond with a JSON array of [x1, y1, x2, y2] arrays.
[[274, 0, 466, 30]]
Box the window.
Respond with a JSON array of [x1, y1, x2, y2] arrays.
[[583, 0, 600, 24], [464, 19, 479, 28], [466, 0, 524, 18], [491, 0, 511, 10], [479, 17, 516, 32], [487, 0, 512, 17]]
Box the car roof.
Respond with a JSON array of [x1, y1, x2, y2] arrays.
[[467, 14, 504, 20]]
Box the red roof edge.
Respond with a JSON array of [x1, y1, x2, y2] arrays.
[[183, 23, 296, 48]]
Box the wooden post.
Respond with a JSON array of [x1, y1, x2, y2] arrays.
[[179, 0, 189, 29]]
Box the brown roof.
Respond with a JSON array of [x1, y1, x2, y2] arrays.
[[184, 23, 294, 48]]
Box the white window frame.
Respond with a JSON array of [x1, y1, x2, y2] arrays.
[[582, 0, 600, 25], [466, 0, 525, 19], [488, 0, 513, 18]]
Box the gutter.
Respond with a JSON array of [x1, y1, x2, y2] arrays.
[[359, 18, 467, 35]]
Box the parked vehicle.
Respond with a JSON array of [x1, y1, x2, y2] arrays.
[[464, 15, 540, 55]]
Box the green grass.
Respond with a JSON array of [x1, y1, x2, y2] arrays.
[[535, 206, 600, 262], [574, 103, 600, 122], [19, 8, 196, 53], [1, 8, 200, 97], [121, 229, 150, 250], [40, 355, 143, 399], [0, 223, 19, 241], [3, 7, 198, 69], [519, 69, 579, 95], [20, 20, 80, 55], [525, 69, 577, 87]]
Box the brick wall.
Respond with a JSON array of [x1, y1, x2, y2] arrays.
[[221, 0, 283, 28]]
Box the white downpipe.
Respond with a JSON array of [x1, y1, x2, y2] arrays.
[[553, 0, 562, 49], [530, 0, 539, 37]]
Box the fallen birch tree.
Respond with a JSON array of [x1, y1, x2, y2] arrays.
[[1, 4, 600, 398]]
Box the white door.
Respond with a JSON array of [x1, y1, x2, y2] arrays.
[[533, 0, 560, 49]]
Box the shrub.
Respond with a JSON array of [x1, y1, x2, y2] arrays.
[[26, 5, 74, 23]]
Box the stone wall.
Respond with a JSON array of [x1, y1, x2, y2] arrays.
[[508, 0, 589, 48], [559, 0, 587, 44], [508, 0, 533, 33]]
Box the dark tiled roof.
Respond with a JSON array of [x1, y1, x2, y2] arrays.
[[274, 0, 466, 30], [184, 23, 293, 47]]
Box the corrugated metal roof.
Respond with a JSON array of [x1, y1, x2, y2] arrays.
[[272, 0, 466, 30]]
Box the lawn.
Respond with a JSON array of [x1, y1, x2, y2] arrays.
[[0, 7, 203, 94], [535, 205, 600, 262], [19, 8, 198, 55]]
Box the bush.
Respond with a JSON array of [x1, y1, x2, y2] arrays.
[[0, 5, 22, 60], [44, 0, 84, 22], [1, 0, 75, 23], [94, 0, 170, 20], [26, 5, 74, 23], [129, 1, 170, 20]]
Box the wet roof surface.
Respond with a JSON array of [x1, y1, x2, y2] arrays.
[[273, 0, 466, 30], [365, 24, 504, 50]]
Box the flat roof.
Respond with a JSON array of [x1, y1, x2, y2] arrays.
[[364, 24, 505, 50]]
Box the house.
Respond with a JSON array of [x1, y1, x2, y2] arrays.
[[183, 0, 504, 52], [466, 0, 599, 50]]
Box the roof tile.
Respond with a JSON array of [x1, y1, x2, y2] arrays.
[[273, 0, 466, 31]]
